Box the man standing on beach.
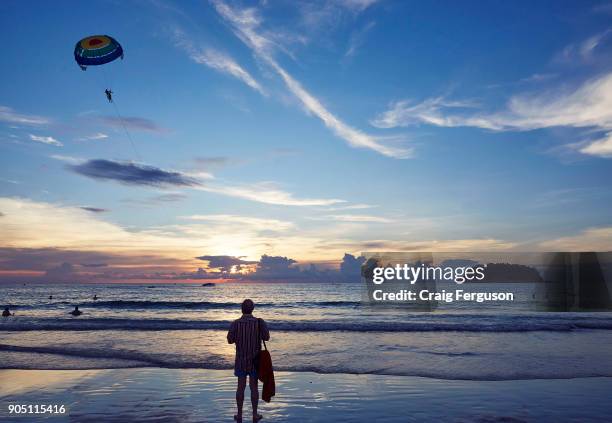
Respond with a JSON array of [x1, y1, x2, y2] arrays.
[[228, 299, 270, 423]]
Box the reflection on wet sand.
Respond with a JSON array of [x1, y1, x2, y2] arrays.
[[2, 369, 612, 422], [0, 369, 100, 396]]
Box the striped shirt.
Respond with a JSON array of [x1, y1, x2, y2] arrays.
[[227, 314, 270, 372]]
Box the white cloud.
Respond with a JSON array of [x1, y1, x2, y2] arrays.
[[196, 181, 345, 206], [50, 154, 86, 164], [172, 28, 266, 95], [345, 21, 376, 58], [371, 97, 492, 129], [0, 178, 20, 185], [519, 73, 557, 83], [191, 48, 266, 95], [372, 72, 612, 158], [298, 0, 380, 32], [580, 31, 609, 58], [579, 132, 612, 157], [181, 214, 294, 231], [558, 29, 612, 62], [0, 106, 50, 125], [184, 170, 215, 180], [499, 73, 612, 130], [0, 197, 359, 261], [373, 73, 612, 131], [314, 214, 393, 223], [211, 1, 411, 158], [324, 203, 375, 211], [29, 134, 63, 147], [78, 133, 108, 141], [338, 0, 380, 12]]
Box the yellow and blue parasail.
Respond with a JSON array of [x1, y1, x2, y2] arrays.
[[74, 35, 123, 70]]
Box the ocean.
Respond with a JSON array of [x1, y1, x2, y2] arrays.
[[2, 282, 612, 380]]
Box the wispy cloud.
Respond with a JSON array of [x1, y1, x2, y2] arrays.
[[172, 28, 266, 95], [50, 154, 85, 165], [194, 156, 235, 169], [211, 1, 411, 158], [183, 170, 215, 180], [78, 132, 108, 141], [371, 97, 488, 129], [374, 73, 612, 131], [0, 178, 20, 185], [191, 48, 266, 95], [196, 181, 345, 206], [558, 29, 612, 62], [99, 116, 168, 133], [315, 214, 393, 223], [182, 214, 294, 231], [80, 206, 109, 213], [324, 203, 375, 211], [594, 2, 612, 13], [151, 192, 188, 202], [297, 0, 380, 32], [29, 134, 63, 147], [63, 157, 342, 207], [123, 192, 189, 207], [68, 159, 199, 187], [578, 132, 612, 157], [345, 21, 375, 58], [338, 0, 381, 13], [519, 73, 558, 83], [372, 72, 612, 157], [0, 106, 50, 125]]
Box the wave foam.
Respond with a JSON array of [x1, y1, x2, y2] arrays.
[[2, 317, 612, 332]]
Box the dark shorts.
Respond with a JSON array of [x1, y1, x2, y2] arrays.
[[234, 368, 257, 378]]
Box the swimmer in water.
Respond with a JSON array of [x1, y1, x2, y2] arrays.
[[2, 307, 13, 317], [70, 306, 82, 316]]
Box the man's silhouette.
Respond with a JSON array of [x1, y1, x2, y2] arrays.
[[227, 299, 269, 423]]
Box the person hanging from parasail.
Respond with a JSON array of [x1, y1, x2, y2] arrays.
[[74, 34, 123, 103]]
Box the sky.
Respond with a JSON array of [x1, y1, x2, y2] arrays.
[[1, 0, 612, 283]]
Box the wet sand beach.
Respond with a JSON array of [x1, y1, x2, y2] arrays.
[[2, 369, 612, 422]]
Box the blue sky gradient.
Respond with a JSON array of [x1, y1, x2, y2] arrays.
[[1, 0, 611, 282]]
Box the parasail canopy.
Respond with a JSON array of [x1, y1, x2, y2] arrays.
[[74, 35, 123, 70]]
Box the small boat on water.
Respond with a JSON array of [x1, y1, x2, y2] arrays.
[[201, 283, 216, 287]]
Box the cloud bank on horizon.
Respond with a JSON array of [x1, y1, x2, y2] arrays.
[[1, 0, 612, 282]]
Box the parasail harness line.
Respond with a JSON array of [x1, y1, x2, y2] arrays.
[[100, 66, 141, 160], [109, 97, 141, 160]]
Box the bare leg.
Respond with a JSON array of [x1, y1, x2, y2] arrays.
[[249, 374, 261, 422], [235, 376, 246, 422]]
